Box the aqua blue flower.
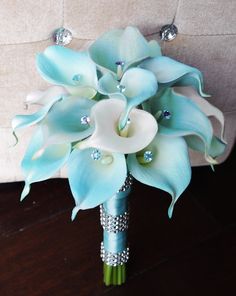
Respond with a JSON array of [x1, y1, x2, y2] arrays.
[[68, 148, 127, 220], [20, 128, 71, 201], [139, 56, 209, 97], [36, 45, 98, 98], [89, 26, 161, 75], [127, 133, 191, 218], [98, 67, 157, 129], [149, 87, 226, 163]]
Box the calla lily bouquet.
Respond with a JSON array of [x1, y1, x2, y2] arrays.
[[12, 26, 226, 286]]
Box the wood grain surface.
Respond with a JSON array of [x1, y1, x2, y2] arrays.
[[0, 148, 235, 296]]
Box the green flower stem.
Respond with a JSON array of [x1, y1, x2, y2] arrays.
[[103, 263, 126, 286]]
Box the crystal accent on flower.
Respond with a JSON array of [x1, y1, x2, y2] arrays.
[[100, 242, 129, 266], [53, 28, 73, 46], [80, 115, 90, 125], [72, 74, 81, 82], [100, 205, 129, 233], [143, 151, 153, 163], [115, 61, 125, 66], [91, 149, 101, 160], [163, 110, 172, 119], [117, 84, 126, 93]]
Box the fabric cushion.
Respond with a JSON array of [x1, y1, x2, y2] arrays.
[[0, 0, 235, 182]]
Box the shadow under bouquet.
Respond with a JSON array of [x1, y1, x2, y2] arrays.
[[12, 26, 226, 286]]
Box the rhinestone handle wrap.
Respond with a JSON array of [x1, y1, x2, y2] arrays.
[[100, 175, 132, 266]]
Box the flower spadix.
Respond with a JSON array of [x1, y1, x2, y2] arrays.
[[78, 98, 158, 154]]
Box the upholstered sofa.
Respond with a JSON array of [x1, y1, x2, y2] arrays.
[[0, 0, 235, 182]]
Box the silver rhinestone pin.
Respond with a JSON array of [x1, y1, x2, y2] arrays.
[[91, 149, 101, 160], [115, 61, 125, 66], [160, 24, 178, 41], [163, 110, 172, 119], [72, 74, 81, 82], [53, 28, 72, 46], [117, 84, 126, 93], [144, 151, 153, 163], [80, 115, 90, 125]]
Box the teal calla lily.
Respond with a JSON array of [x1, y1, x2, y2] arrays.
[[127, 133, 191, 218], [68, 148, 127, 220], [98, 68, 158, 129], [12, 92, 65, 139], [150, 87, 218, 163], [89, 26, 161, 74], [36, 45, 98, 98], [140, 56, 209, 97], [40, 96, 96, 145], [185, 135, 226, 159], [21, 128, 71, 201]]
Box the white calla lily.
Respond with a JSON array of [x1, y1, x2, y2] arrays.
[[174, 86, 226, 143], [79, 99, 158, 154], [25, 86, 68, 106]]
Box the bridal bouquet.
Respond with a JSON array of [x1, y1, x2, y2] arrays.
[[12, 26, 226, 286]]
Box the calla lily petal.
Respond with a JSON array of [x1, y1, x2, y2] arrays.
[[148, 40, 162, 57], [12, 94, 63, 133], [98, 68, 157, 129], [25, 86, 68, 106], [140, 56, 209, 97], [89, 26, 161, 73], [119, 68, 158, 128], [119, 26, 154, 71], [99, 68, 157, 103], [68, 148, 127, 220], [89, 29, 123, 74], [185, 135, 226, 159], [21, 128, 71, 200], [120, 68, 158, 105], [98, 72, 121, 96], [79, 99, 158, 154], [174, 86, 226, 143], [36, 45, 98, 97], [41, 96, 96, 145], [127, 134, 191, 218], [151, 88, 213, 160]]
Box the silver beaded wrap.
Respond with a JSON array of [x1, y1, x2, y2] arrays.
[[100, 205, 129, 233], [100, 242, 129, 266], [100, 175, 132, 266], [118, 174, 133, 192]]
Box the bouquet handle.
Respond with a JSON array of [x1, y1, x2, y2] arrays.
[[100, 175, 132, 285]]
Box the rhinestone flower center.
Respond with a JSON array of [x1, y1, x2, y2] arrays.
[[117, 84, 126, 93], [163, 110, 172, 119], [80, 115, 90, 125], [143, 151, 153, 163], [72, 74, 81, 82], [91, 149, 101, 160]]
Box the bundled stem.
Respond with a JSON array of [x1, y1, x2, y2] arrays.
[[104, 263, 126, 286]]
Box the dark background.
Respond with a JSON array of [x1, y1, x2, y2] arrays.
[[0, 146, 235, 295]]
